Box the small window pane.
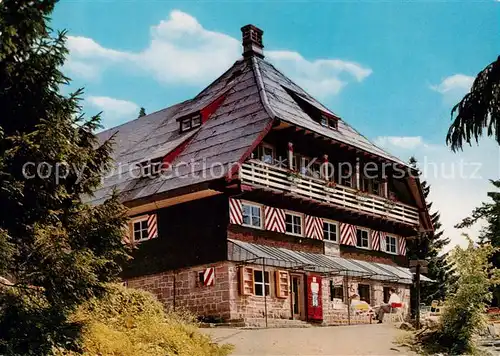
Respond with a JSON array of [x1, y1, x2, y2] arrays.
[[254, 270, 263, 283], [255, 284, 264, 296], [181, 119, 191, 131], [192, 115, 202, 127]]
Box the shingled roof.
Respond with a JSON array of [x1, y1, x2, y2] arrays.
[[92, 25, 408, 207]]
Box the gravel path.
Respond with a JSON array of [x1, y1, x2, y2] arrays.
[[203, 324, 416, 355]]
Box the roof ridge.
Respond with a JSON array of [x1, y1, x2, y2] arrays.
[[250, 56, 276, 120]]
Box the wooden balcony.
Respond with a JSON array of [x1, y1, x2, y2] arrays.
[[239, 159, 420, 226]]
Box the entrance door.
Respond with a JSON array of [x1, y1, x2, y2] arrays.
[[291, 274, 304, 320]]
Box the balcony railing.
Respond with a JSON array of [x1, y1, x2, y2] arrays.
[[239, 159, 420, 226]]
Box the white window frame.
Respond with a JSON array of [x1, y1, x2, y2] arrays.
[[385, 235, 398, 255], [356, 228, 370, 250], [131, 216, 149, 243], [241, 202, 263, 229], [253, 269, 271, 297], [285, 211, 303, 236], [323, 220, 339, 243], [255, 142, 275, 165]]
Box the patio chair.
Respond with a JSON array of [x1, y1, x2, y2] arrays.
[[389, 302, 404, 323]]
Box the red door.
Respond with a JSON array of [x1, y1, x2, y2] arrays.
[[307, 274, 323, 321]]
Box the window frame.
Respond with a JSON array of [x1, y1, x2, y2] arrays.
[[253, 269, 271, 297], [241, 202, 263, 229], [329, 280, 344, 302], [285, 211, 303, 236], [339, 167, 353, 188], [255, 142, 275, 165], [358, 283, 371, 304], [131, 215, 149, 243], [385, 235, 398, 255], [356, 228, 370, 250], [323, 220, 339, 243], [180, 114, 202, 133]]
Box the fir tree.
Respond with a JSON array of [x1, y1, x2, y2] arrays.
[[0, 1, 129, 354], [407, 157, 452, 306], [138, 107, 146, 118]]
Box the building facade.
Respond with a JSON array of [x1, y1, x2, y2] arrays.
[[95, 25, 433, 326]]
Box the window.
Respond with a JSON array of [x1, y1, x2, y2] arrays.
[[181, 118, 191, 132], [285, 213, 302, 236], [254, 143, 274, 164], [372, 179, 381, 196], [140, 159, 162, 177], [383, 286, 391, 303], [329, 280, 344, 302], [254, 270, 270, 296], [242, 203, 262, 228], [180, 114, 202, 132], [191, 114, 202, 128], [356, 228, 370, 249], [323, 221, 338, 242], [339, 167, 353, 187], [358, 284, 371, 304], [132, 217, 149, 242], [385, 235, 397, 254], [320, 115, 338, 130]]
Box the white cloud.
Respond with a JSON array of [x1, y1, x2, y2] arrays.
[[65, 10, 371, 96], [267, 51, 372, 98], [430, 74, 474, 105], [86, 96, 139, 129], [376, 136, 500, 252], [374, 136, 426, 150]]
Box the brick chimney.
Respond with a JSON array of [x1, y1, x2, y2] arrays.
[[241, 24, 264, 59]]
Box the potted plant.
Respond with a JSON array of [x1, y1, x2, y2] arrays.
[[287, 170, 301, 184], [325, 180, 337, 193]]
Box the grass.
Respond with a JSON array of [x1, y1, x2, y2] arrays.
[[54, 284, 233, 356]]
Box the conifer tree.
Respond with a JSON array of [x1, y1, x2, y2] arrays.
[[0, 1, 129, 354], [138, 107, 146, 118], [407, 157, 452, 305]]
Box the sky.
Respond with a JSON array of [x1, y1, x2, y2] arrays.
[[52, 0, 500, 250]]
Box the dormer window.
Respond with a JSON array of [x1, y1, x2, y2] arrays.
[[320, 115, 338, 130], [180, 114, 202, 133], [139, 158, 163, 177]]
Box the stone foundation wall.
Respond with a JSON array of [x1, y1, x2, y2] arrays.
[[321, 276, 411, 325], [126, 261, 411, 326], [227, 262, 292, 321], [126, 262, 232, 321]]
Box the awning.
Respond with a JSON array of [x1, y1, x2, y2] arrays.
[[394, 266, 434, 283], [227, 239, 426, 284]]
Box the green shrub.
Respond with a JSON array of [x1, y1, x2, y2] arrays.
[[412, 238, 499, 355], [54, 284, 233, 356]]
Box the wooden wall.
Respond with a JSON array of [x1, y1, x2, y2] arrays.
[[122, 195, 229, 278]]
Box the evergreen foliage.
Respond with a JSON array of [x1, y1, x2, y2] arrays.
[[0, 1, 129, 354], [407, 157, 453, 305], [138, 107, 146, 118], [447, 56, 500, 151]]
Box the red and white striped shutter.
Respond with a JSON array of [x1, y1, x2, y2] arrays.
[[371, 230, 380, 251], [203, 267, 215, 286], [305, 215, 323, 240], [229, 198, 243, 225], [398, 236, 407, 256], [379, 231, 387, 252], [264, 206, 286, 233], [340, 223, 356, 246], [147, 214, 158, 239]]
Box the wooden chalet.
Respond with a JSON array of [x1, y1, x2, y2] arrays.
[[95, 24, 433, 326]]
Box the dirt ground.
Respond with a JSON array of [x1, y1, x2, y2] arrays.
[[203, 324, 416, 355]]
